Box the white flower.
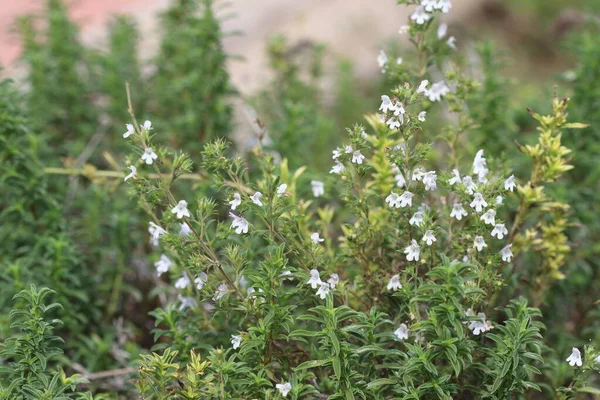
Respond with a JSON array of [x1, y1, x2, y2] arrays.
[[473, 236, 487, 252], [447, 36, 457, 50], [124, 165, 136, 181], [311, 232, 324, 244], [175, 273, 191, 289], [422, 230, 436, 246], [194, 272, 208, 290], [279, 269, 293, 281], [142, 120, 152, 131], [500, 244, 513, 262], [394, 323, 409, 340], [379, 95, 395, 113], [332, 148, 342, 159], [276, 382, 292, 398], [426, 81, 450, 102], [470, 193, 488, 213], [417, 79, 429, 94], [395, 172, 406, 188], [399, 191, 414, 207], [361, 129, 368, 138], [387, 275, 402, 291], [231, 335, 242, 350], [437, 22, 448, 39], [396, 57, 403, 65], [481, 209, 496, 225], [123, 124, 135, 138], [594, 355, 600, 364], [418, 111, 426, 122], [229, 193, 242, 210], [566, 348, 583, 367], [327, 273, 339, 289], [307, 269, 322, 289], [410, 6, 431, 25], [316, 282, 331, 299], [177, 295, 197, 311], [311, 180, 324, 197], [462, 175, 477, 194], [148, 222, 166, 246], [405, 239, 421, 261], [505, 175, 516, 192], [491, 223, 508, 239], [386, 192, 401, 208], [411, 167, 426, 182], [229, 213, 249, 234], [250, 191, 263, 206], [345, 145, 353, 154], [468, 312, 491, 335], [213, 283, 229, 301], [422, 171, 437, 191], [386, 117, 401, 130], [330, 161, 345, 174], [450, 203, 468, 220], [352, 150, 365, 165], [392, 102, 406, 117], [496, 196, 503, 205], [141, 147, 158, 165], [179, 222, 192, 237], [171, 200, 191, 219], [448, 169, 461, 185], [422, 0, 437, 12], [472, 149, 487, 175], [409, 211, 424, 227], [277, 184, 288, 197], [377, 50, 388, 71], [437, 0, 452, 13], [154, 254, 173, 277]]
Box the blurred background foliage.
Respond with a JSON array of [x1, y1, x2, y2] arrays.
[[1, 0, 600, 396]]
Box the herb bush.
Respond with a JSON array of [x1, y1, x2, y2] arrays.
[[2, 0, 600, 399]]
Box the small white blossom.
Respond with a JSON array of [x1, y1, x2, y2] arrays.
[[447, 36, 457, 50], [450, 203, 468, 220], [327, 273, 339, 289], [178, 294, 197, 311], [142, 120, 152, 131], [171, 200, 191, 219], [462, 175, 477, 195], [500, 244, 513, 262], [405, 239, 421, 261], [473, 236, 487, 252], [448, 169, 461, 185], [213, 283, 229, 301], [473, 150, 487, 177], [194, 272, 208, 290], [392, 102, 406, 117], [594, 355, 600, 364], [311, 232, 324, 244], [332, 148, 342, 159], [505, 175, 516, 191], [231, 335, 242, 350], [124, 165, 136, 181], [276, 382, 292, 398], [330, 161, 345, 174], [229, 193, 242, 210], [481, 209, 496, 225], [179, 222, 192, 237], [279, 269, 293, 281], [352, 150, 365, 165], [491, 223, 508, 239], [250, 191, 263, 206], [345, 145, 353, 154], [316, 282, 331, 299], [566, 348, 583, 367], [395, 172, 406, 188], [141, 147, 158, 165], [377, 50, 388, 72], [468, 312, 491, 335], [175, 273, 191, 289], [123, 124, 135, 138], [399, 191, 414, 207], [422, 0, 437, 12], [154, 255, 173, 277], [148, 222, 166, 246], [386, 192, 401, 208], [307, 270, 322, 289], [412, 167, 426, 182], [396, 57, 403, 65], [418, 111, 426, 122], [229, 213, 249, 234], [394, 323, 409, 340], [277, 184, 288, 197], [437, 22, 448, 39], [386, 117, 401, 130], [387, 275, 402, 291], [417, 79, 429, 94], [409, 211, 424, 227], [379, 95, 395, 113], [422, 230, 436, 246], [496, 196, 503, 205], [422, 171, 437, 191], [427, 81, 450, 102], [437, 0, 452, 13], [410, 6, 431, 25], [470, 193, 488, 213], [311, 180, 324, 197]]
